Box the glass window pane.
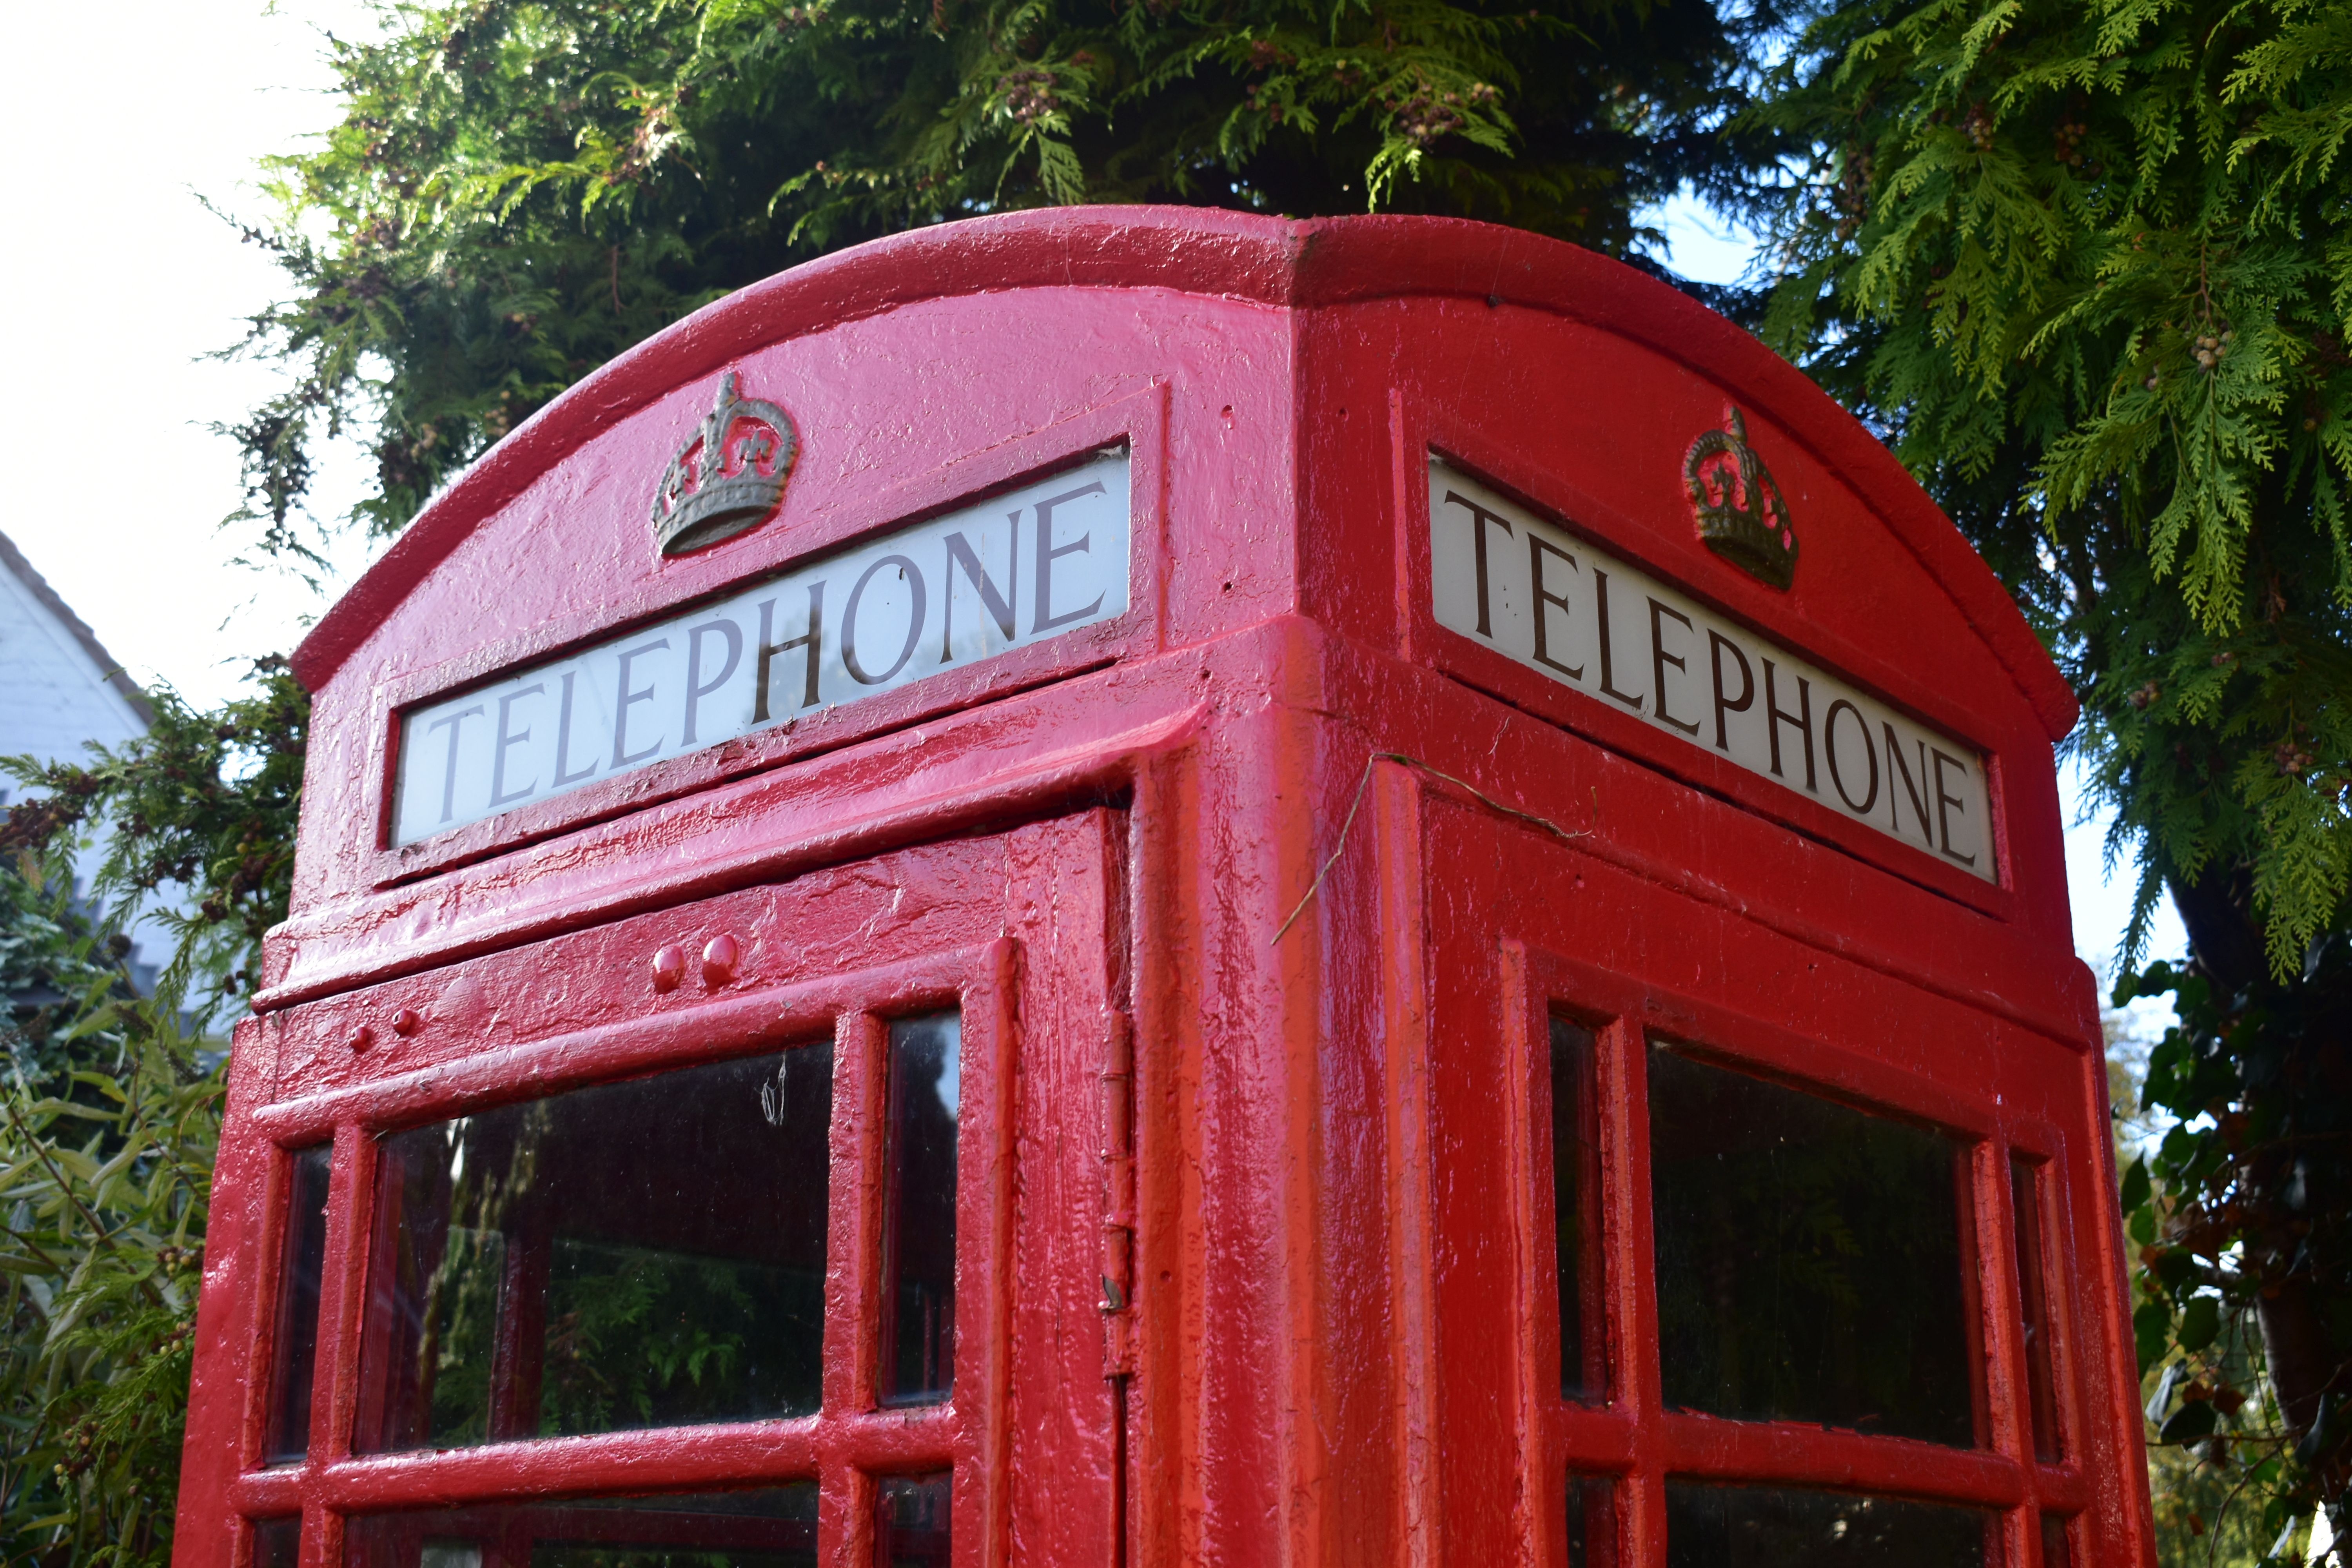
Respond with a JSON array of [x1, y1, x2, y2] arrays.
[[1647, 1046, 1975, 1445], [1552, 1018, 1602, 1401], [1664, 1482, 1987, 1566], [1566, 1474, 1617, 1568], [344, 1487, 819, 1568], [267, 1144, 334, 1463], [2039, 1514, 2073, 1568], [882, 1014, 960, 1405], [875, 1474, 951, 1568], [253, 1516, 303, 1568], [2011, 1157, 2063, 1462], [358, 1047, 832, 1452]]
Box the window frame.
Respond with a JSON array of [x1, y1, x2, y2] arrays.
[[229, 940, 1018, 1568], [1499, 938, 2090, 1567]]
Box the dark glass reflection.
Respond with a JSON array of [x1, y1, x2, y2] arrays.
[[253, 1515, 303, 1568], [882, 1015, 959, 1405], [1566, 1474, 1617, 1568], [875, 1474, 951, 1568], [1664, 1483, 1986, 1567], [267, 1145, 333, 1462], [344, 1488, 818, 1568], [2040, 1514, 2074, 1568], [358, 1047, 833, 1452], [1647, 1047, 1974, 1445], [1552, 1017, 1603, 1401], [2012, 1157, 2064, 1462]]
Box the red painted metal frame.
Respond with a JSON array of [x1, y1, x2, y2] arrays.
[[189, 820, 1123, 1568], [177, 207, 2155, 1568], [264, 957, 1006, 1557], [1410, 777, 2125, 1565]]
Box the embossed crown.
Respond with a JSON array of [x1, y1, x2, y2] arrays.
[[1683, 407, 1797, 590], [651, 373, 798, 555]]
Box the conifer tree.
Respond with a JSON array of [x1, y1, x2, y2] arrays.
[[231, 0, 1783, 547], [1754, 0, 2352, 1536]]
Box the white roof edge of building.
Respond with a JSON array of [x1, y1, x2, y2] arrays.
[[0, 528, 154, 730]]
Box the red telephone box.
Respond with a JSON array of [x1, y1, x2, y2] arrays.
[[175, 208, 2156, 1568]]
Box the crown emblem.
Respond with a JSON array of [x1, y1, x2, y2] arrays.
[[651, 373, 798, 555], [1683, 407, 1796, 589]]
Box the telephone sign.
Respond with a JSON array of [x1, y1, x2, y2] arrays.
[[1430, 461, 1993, 879], [393, 449, 1129, 842]]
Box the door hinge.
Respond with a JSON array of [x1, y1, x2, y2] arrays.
[[1100, 1009, 1138, 1376]]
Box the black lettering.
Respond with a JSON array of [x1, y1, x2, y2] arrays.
[[681, 618, 744, 746], [1528, 535, 1584, 679], [1032, 480, 1109, 633], [842, 554, 927, 685], [552, 671, 598, 787], [1762, 659, 1817, 792], [942, 524, 1018, 659], [1708, 630, 1754, 752], [488, 684, 544, 808], [1884, 723, 1933, 842], [611, 638, 670, 768], [1592, 569, 1643, 711], [1931, 748, 1979, 866], [1447, 490, 1515, 639], [1824, 699, 1878, 814], [424, 704, 485, 825], [754, 582, 826, 721], [1647, 598, 1700, 736]]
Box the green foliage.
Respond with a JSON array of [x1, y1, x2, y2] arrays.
[[0, 871, 142, 1098], [409, 1229, 795, 1443], [416, 1229, 820, 1440], [2115, 956, 2352, 1537], [1753, 0, 2352, 1530], [229, 0, 1786, 550], [1755, 0, 2352, 980], [0, 859, 223, 1568], [2107, 999, 2322, 1563], [0, 655, 299, 1566], [2140, 1358, 2313, 1566], [0, 659, 308, 1027], [537, 1245, 817, 1434]]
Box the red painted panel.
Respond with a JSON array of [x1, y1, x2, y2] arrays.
[[180, 818, 1126, 1568], [182, 209, 2147, 1568], [1412, 782, 2150, 1566]]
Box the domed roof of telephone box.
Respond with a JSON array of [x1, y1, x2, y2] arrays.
[[291, 206, 2073, 745]]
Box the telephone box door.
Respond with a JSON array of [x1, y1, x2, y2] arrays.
[[1409, 779, 2122, 1568], [204, 809, 1129, 1568]]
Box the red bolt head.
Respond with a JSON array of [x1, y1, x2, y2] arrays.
[[653, 944, 688, 993], [391, 1008, 423, 1036], [702, 933, 740, 986], [347, 1023, 376, 1053]]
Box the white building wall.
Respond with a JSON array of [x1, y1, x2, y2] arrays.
[[0, 530, 178, 990]]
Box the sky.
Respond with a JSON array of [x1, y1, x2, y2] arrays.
[[0, 1, 383, 711], [0, 6, 2185, 992]]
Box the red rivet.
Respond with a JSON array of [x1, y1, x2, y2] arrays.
[[653, 944, 688, 993], [347, 1023, 375, 1053], [701, 933, 740, 986], [391, 1008, 423, 1036]]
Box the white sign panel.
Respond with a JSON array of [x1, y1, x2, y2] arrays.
[[1429, 460, 1993, 881], [394, 450, 1130, 844]]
